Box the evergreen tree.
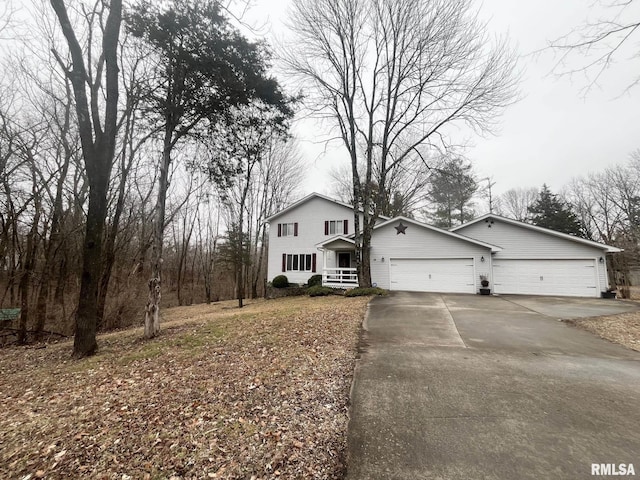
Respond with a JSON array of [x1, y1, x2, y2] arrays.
[[427, 157, 477, 228], [528, 184, 585, 236], [127, 0, 292, 334]]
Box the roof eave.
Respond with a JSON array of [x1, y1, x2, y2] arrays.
[[375, 215, 502, 252], [454, 213, 622, 253], [265, 192, 389, 223], [315, 235, 356, 248]]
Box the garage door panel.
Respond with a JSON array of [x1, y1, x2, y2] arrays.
[[390, 258, 475, 294], [493, 259, 598, 297]]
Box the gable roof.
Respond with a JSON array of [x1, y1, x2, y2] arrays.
[[451, 213, 622, 253], [374, 216, 503, 252], [265, 192, 389, 223], [316, 235, 356, 248]]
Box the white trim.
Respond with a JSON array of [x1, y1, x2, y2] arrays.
[[265, 192, 390, 223], [491, 256, 604, 260], [388, 256, 476, 293], [452, 213, 622, 253], [490, 255, 607, 293], [491, 257, 600, 297], [316, 235, 356, 248], [374, 216, 503, 252]]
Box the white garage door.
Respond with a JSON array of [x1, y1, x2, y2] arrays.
[[493, 259, 598, 297], [390, 258, 475, 293]]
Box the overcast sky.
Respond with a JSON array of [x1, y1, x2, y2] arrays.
[[245, 0, 640, 201]]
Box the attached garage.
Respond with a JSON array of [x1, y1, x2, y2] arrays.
[[493, 259, 599, 297], [452, 214, 621, 298], [368, 217, 499, 292], [390, 258, 476, 293]]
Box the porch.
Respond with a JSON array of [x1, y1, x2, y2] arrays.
[[323, 267, 359, 288], [319, 240, 359, 288]]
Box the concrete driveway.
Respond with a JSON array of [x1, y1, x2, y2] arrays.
[[346, 292, 640, 480]]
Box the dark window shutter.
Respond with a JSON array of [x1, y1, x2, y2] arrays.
[[312, 253, 317, 273], [324, 221, 329, 235], [277, 224, 282, 237], [282, 253, 286, 272], [294, 222, 298, 236], [343, 219, 348, 235]]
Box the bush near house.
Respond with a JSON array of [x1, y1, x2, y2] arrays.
[[307, 274, 323, 287], [345, 287, 388, 297], [307, 286, 337, 297], [272, 275, 289, 288]]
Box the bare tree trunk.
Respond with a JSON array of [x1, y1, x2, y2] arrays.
[[97, 119, 137, 329], [1, 179, 19, 307], [236, 221, 244, 309], [176, 206, 196, 306], [18, 159, 42, 344], [75, 174, 110, 354], [35, 94, 73, 338], [145, 137, 171, 338], [50, 0, 123, 357], [18, 220, 38, 345]]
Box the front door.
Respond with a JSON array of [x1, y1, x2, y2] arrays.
[[338, 252, 351, 268]]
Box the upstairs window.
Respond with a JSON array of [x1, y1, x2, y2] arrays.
[[277, 222, 298, 237], [324, 219, 349, 235]]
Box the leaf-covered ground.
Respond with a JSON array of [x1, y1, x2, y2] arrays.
[[569, 310, 640, 352], [0, 296, 369, 480]]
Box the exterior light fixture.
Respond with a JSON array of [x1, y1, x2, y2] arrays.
[[599, 257, 605, 263], [480, 256, 485, 262], [381, 257, 385, 262]]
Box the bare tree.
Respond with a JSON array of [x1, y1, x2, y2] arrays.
[[0, 1, 15, 40], [566, 153, 640, 292], [50, 0, 123, 357], [495, 187, 538, 222], [567, 173, 623, 243], [549, 0, 640, 92], [329, 150, 434, 218], [208, 102, 294, 307], [284, 0, 518, 286]]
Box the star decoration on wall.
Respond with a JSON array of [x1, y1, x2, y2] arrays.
[[395, 222, 407, 235]]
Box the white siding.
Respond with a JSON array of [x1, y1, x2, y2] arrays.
[[457, 219, 610, 291], [370, 221, 492, 291], [267, 196, 359, 284]]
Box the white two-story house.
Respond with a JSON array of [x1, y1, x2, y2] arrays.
[[266, 192, 620, 297], [265, 193, 368, 286]]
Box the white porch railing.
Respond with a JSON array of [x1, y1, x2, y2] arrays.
[[322, 268, 359, 288]]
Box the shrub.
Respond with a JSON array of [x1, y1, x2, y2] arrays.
[[307, 286, 336, 297], [307, 274, 323, 287], [345, 287, 387, 297], [272, 275, 289, 288]]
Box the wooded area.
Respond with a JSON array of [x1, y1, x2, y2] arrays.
[[1, 0, 638, 354], [0, 0, 298, 354]]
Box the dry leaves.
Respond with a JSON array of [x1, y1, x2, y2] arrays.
[[0, 296, 370, 480], [570, 309, 640, 352]]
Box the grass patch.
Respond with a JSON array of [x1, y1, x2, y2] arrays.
[[117, 342, 165, 365], [173, 324, 225, 350]]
